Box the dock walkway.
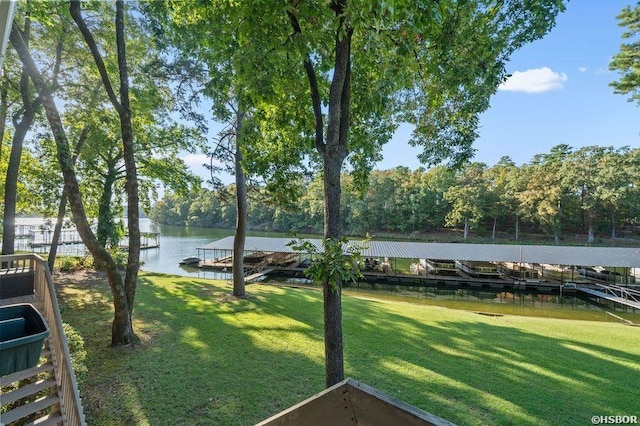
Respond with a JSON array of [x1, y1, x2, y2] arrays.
[[577, 285, 640, 310]]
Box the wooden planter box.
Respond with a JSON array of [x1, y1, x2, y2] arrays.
[[0, 304, 49, 376]]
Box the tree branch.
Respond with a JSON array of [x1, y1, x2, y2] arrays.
[[69, 0, 122, 113], [286, 9, 325, 155]]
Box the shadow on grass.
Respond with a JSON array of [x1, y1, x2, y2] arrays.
[[55, 273, 640, 426], [56, 274, 326, 426], [340, 296, 640, 426]]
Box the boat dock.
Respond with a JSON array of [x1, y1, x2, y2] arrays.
[[192, 236, 640, 302]]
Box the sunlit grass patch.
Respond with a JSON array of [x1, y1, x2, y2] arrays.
[[55, 272, 640, 425]]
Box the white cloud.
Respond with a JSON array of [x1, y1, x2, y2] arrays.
[[579, 67, 587, 72], [595, 67, 612, 75], [182, 153, 213, 168], [499, 67, 568, 94]]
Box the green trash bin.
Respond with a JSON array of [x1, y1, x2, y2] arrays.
[[0, 303, 50, 376]]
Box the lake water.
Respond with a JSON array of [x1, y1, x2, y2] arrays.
[[138, 220, 233, 279], [12, 218, 640, 323]]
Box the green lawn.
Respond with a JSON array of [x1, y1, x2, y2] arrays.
[[55, 272, 640, 425]]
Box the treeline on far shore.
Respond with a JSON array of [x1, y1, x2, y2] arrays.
[[149, 145, 640, 244]]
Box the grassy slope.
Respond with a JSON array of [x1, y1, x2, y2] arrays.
[[56, 272, 640, 426]]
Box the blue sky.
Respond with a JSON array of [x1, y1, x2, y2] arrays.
[[378, 0, 639, 169], [183, 1, 639, 183]]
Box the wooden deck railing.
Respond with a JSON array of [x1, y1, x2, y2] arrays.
[[1, 253, 86, 426]]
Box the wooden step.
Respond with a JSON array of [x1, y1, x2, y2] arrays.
[[1, 363, 54, 386], [1, 377, 57, 405], [30, 412, 63, 426], [0, 394, 60, 425]]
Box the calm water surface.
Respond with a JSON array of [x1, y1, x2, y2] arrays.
[[14, 218, 640, 323]]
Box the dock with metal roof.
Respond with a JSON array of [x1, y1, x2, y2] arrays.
[[197, 236, 640, 268]]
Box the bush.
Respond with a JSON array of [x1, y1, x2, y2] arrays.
[[57, 256, 83, 272], [63, 322, 88, 385]]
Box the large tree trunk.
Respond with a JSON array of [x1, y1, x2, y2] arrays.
[[10, 21, 138, 346], [232, 107, 247, 298], [71, 0, 140, 331]]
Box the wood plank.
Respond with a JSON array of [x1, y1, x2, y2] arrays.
[[245, 268, 275, 283], [1, 378, 57, 405], [0, 394, 60, 425], [30, 412, 63, 426], [1, 363, 54, 386]]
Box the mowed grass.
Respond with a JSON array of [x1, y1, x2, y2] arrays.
[[55, 272, 640, 426]]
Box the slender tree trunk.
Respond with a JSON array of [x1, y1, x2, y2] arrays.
[[491, 217, 497, 240], [0, 78, 6, 265], [114, 1, 140, 319], [2, 24, 41, 256], [515, 215, 520, 241], [11, 21, 138, 346], [321, 10, 352, 387], [232, 106, 247, 298], [97, 161, 118, 247], [2, 116, 31, 255], [290, 1, 351, 388], [587, 211, 594, 244], [48, 126, 89, 270], [611, 210, 616, 239], [0, 76, 7, 155], [322, 156, 345, 387], [555, 200, 562, 245], [463, 217, 469, 240]]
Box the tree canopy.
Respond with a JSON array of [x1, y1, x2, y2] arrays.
[[610, 3, 640, 106]]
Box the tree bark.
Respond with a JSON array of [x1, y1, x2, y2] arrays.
[[463, 217, 469, 240], [515, 215, 519, 241], [321, 8, 352, 387], [71, 0, 140, 338], [2, 108, 34, 255], [2, 19, 42, 256], [290, 0, 352, 388], [232, 106, 247, 298], [555, 200, 562, 245], [491, 217, 497, 240], [611, 210, 616, 239], [114, 1, 140, 316], [48, 126, 89, 270], [97, 160, 118, 247], [10, 22, 138, 347]]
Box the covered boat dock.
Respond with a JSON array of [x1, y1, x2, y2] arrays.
[[195, 236, 640, 291]]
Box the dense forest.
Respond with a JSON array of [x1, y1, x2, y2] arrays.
[[150, 145, 640, 244]]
